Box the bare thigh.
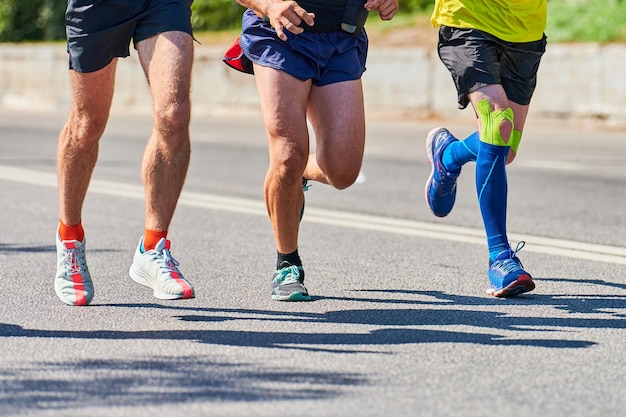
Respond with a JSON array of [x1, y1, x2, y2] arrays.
[[136, 31, 194, 120], [68, 61, 118, 133], [307, 79, 365, 183], [253, 64, 311, 166]]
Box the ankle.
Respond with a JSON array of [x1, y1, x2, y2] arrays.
[[58, 219, 84, 242]]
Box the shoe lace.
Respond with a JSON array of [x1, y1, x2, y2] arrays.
[[302, 178, 310, 192], [153, 248, 181, 275], [494, 241, 526, 274], [274, 265, 302, 285], [63, 247, 86, 274], [436, 164, 459, 195]]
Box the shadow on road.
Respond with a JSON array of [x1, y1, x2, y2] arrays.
[[0, 355, 361, 412], [1, 283, 624, 412], [5, 283, 623, 352]]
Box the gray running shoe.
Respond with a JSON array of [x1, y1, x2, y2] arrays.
[[271, 262, 311, 301], [129, 237, 194, 300], [55, 236, 94, 306], [300, 177, 310, 221]]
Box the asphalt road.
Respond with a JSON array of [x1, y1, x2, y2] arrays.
[[0, 110, 624, 417]]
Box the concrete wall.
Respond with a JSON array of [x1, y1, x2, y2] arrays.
[[1, 43, 626, 124]]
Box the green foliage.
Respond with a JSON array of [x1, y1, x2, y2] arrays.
[[0, 0, 65, 42], [1, 0, 626, 43], [189, 0, 433, 31], [396, 0, 432, 12], [546, 0, 626, 42], [191, 0, 245, 31]]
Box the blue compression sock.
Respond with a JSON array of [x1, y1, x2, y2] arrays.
[[442, 131, 479, 171], [476, 141, 510, 261]]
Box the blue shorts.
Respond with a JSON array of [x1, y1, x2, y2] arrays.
[[239, 9, 368, 87], [438, 26, 547, 109], [66, 0, 193, 73]]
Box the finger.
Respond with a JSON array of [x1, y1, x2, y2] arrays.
[[285, 12, 302, 27], [275, 24, 288, 41], [363, 0, 381, 11], [379, 10, 395, 21], [378, 3, 398, 20], [294, 7, 315, 26], [282, 17, 304, 34]]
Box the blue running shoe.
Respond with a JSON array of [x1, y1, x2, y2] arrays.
[[425, 127, 461, 217], [487, 242, 535, 298], [300, 177, 310, 221], [271, 261, 311, 301]]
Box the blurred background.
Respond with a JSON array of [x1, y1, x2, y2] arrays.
[[1, 0, 626, 44], [2, 0, 626, 124]]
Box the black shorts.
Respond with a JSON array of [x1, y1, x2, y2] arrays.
[[437, 26, 547, 109], [66, 0, 193, 73]]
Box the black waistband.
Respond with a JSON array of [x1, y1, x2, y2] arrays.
[[284, 0, 368, 34]]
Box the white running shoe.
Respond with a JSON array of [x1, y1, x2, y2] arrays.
[[129, 237, 194, 300], [55, 235, 94, 306]]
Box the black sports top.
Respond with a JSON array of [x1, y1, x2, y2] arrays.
[[297, 0, 349, 32]]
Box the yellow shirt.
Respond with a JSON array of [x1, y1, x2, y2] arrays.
[[431, 0, 547, 43]]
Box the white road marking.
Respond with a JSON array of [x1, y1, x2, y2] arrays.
[[2, 165, 626, 265], [517, 159, 588, 171]]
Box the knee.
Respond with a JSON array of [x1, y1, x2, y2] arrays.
[[270, 146, 308, 186], [153, 101, 191, 143], [476, 99, 514, 147], [328, 169, 359, 190], [320, 160, 360, 189], [314, 149, 362, 189], [63, 111, 108, 150]]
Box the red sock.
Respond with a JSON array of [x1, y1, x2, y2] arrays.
[[58, 219, 84, 242], [143, 228, 168, 251]]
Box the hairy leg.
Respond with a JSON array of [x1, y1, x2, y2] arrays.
[[136, 31, 194, 231], [58, 62, 117, 226], [253, 64, 311, 254]]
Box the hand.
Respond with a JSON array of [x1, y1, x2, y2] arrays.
[[364, 0, 399, 21], [266, 1, 315, 41]]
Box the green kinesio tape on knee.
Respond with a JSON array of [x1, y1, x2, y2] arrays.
[[476, 99, 514, 147], [509, 129, 522, 154]]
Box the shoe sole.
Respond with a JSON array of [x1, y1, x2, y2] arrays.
[[272, 292, 312, 302], [424, 127, 449, 217], [486, 275, 535, 298], [129, 266, 194, 300]]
